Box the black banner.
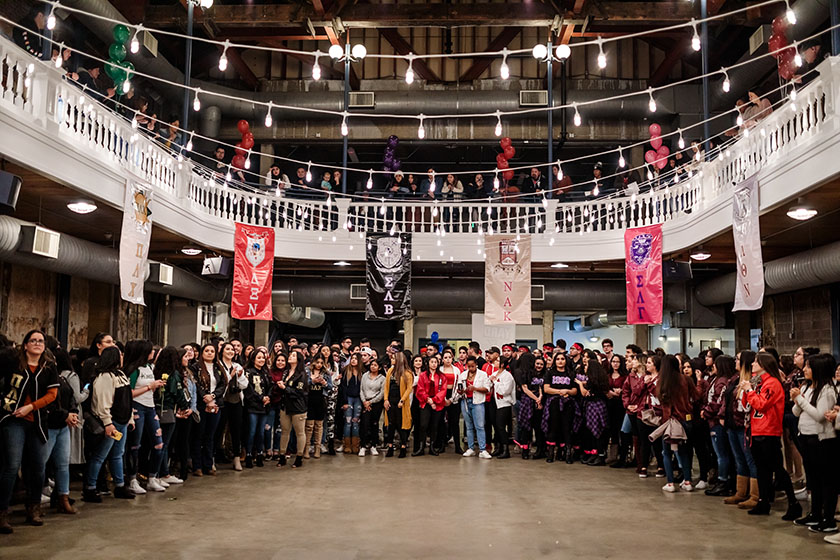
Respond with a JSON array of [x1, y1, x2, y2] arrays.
[[366, 233, 411, 320]]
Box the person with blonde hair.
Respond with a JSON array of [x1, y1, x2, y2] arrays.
[[384, 352, 414, 458]]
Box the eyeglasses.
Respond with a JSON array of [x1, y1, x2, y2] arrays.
[[28, 339, 45, 345]]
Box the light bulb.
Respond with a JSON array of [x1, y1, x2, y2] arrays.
[[678, 131, 685, 150], [340, 115, 348, 136], [722, 70, 731, 93], [193, 89, 201, 111], [493, 173, 500, 190], [328, 44, 343, 59], [500, 61, 510, 80], [789, 86, 797, 102], [648, 89, 657, 112], [555, 162, 563, 181], [351, 44, 367, 59], [47, 8, 56, 30], [417, 115, 426, 139], [122, 80, 131, 94], [691, 20, 701, 51], [573, 104, 581, 126], [736, 113, 743, 126], [405, 66, 414, 85], [366, 170, 373, 190], [532, 43, 547, 60], [54, 46, 63, 69], [618, 150, 626, 168], [794, 52, 802, 67], [786, 1, 796, 24], [131, 116, 139, 129], [555, 44, 571, 60], [130, 32, 140, 54], [596, 37, 606, 69], [219, 42, 230, 72], [264, 102, 273, 127], [305, 163, 312, 183], [244, 157, 251, 169], [647, 169, 653, 181], [186, 132, 194, 152], [593, 185, 600, 196], [494, 112, 502, 137], [312, 52, 322, 80]]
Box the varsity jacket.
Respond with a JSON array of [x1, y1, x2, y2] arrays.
[[701, 374, 733, 427], [621, 373, 646, 417], [0, 362, 60, 443], [743, 373, 784, 437], [416, 371, 448, 411]]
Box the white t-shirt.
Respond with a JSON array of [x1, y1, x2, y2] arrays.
[[206, 361, 218, 394], [132, 364, 156, 407]]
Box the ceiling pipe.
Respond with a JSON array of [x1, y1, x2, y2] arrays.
[[570, 310, 628, 332]]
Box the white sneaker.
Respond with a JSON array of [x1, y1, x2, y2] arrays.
[[662, 483, 677, 493], [40, 493, 51, 505], [321, 444, 329, 454], [158, 478, 170, 488], [160, 475, 183, 485], [129, 478, 147, 495], [462, 449, 476, 457], [147, 478, 167, 492], [370, 446, 379, 456], [479, 450, 492, 459], [336, 444, 344, 452], [680, 481, 694, 492], [825, 532, 840, 545], [795, 487, 809, 501], [358, 447, 366, 457], [694, 480, 708, 490]]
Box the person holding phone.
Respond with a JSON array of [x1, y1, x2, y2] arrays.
[[458, 357, 492, 459]]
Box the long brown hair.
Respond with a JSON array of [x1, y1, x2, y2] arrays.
[[343, 352, 363, 382], [656, 354, 683, 404], [388, 351, 412, 387], [755, 351, 782, 382], [197, 342, 219, 390], [19, 329, 53, 370]]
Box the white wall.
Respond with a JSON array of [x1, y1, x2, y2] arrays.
[[648, 325, 736, 356], [551, 318, 636, 352]]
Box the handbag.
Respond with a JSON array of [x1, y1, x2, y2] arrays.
[[83, 410, 105, 436], [159, 408, 176, 424]]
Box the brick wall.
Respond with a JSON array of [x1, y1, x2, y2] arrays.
[[760, 286, 833, 356]]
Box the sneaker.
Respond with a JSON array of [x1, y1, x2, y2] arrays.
[[321, 444, 329, 454], [662, 483, 677, 493], [462, 449, 476, 457], [825, 532, 840, 545], [40, 493, 51, 505], [147, 478, 167, 492], [795, 487, 809, 501], [160, 475, 183, 485], [810, 520, 839, 534], [680, 481, 694, 492], [370, 446, 379, 456], [694, 480, 708, 490], [479, 450, 492, 459], [639, 468, 648, 479], [358, 447, 366, 457], [128, 478, 147, 495], [335, 444, 344, 453], [655, 468, 666, 478], [158, 478, 170, 488], [794, 513, 822, 527]]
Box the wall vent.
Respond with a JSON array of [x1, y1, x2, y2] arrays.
[[349, 92, 375, 108], [19, 225, 60, 259], [520, 90, 548, 107], [150, 263, 173, 285], [350, 283, 366, 300]]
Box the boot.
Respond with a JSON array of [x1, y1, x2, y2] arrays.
[[57, 494, 77, 515], [386, 446, 394, 457], [276, 454, 287, 467], [748, 501, 771, 516], [606, 443, 619, 464], [498, 444, 511, 459], [245, 455, 254, 469], [491, 444, 503, 457], [292, 455, 303, 468], [565, 447, 575, 464], [25, 504, 43, 526], [546, 445, 556, 463], [304, 421, 314, 459], [82, 488, 102, 503], [343, 437, 352, 454], [738, 478, 760, 509], [351, 436, 361, 454], [398, 446, 407, 458], [113, 485, 135, 500], [0, 509, 11, 534], [328, 440, 336, 456], [724, 476, 749, 505], [590, 454, 607, 466], [521, 446, 530, 460], [313, 421, 323, 458], [233, 457, 243, 471], [256, 453, 264, 467], [782, 501, 803, 521], [532, 445, 546, 460]]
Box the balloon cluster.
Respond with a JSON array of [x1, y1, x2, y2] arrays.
[[104, 25, 134, 92], [232, 120, 254, 170], [382, 135, 401, 172], [768, 16, 796, 80], [644, 123, 670, 170], [495, 137, 516, 181]]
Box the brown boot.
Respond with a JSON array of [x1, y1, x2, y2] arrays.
[[303, 420, 314, 459], [25, 503, 44, 526], [724, 475, 749, 505], [738, 478, 760, 509], [57, 494, 77, 515], [0, 509, 12, 534], [343, 437, 352, 454], [313, 421, 324, 459], [351, 436, 361, 453]]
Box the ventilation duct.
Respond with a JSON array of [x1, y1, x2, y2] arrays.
[[570, 311, 628, 332]]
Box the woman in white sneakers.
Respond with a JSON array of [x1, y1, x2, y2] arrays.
[[457, 357, 492, 459]]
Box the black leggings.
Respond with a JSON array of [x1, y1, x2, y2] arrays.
[[606, 398, 624, 445], [485, 399, 496, 448], [360, 401, 384, 448], [223, 401, 244, 456], [174, 417, 192, 478], [416, 406, 442, 451], [686, 419, 711, 481], [800, 435, 840, 520], [435, 402, 461, 450], [547, 399, 573, 447], [495, 406, 512, 446], [751, 435, 796, 506], [384, 400, 409, 447]]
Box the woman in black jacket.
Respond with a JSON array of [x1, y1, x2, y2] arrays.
[[243, 348, 271, 468], [276, 350, 309, 468], [153, 347, 191, 485], [190, 343, 226, 476]]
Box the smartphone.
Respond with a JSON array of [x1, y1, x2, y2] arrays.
[[83, 383, 90, 391], [111, 429, 123, 441]]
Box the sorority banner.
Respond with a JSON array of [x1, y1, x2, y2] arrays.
[[484, 235, 531, 325], [625, 224, 663, 325], [732, 175, 765, 311], [232, 223, 275, 320], [366, 233, 411, 320], [119, 182, 153, 305]]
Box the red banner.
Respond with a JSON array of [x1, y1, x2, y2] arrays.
[[232, 223, 274, 320], [625, 224, 663, 325]]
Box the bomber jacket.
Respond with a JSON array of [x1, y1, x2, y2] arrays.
[[742, 373, 785, 437], [243, 367, 272, 414], [46, 374, 79, 430], [281, 368, 309, 415], [621, 373, 646, 417], [191, 362, 227, 411], [701, 374, 734, 427], [156, 370, 191, 415], [416, 371, 448, 411]]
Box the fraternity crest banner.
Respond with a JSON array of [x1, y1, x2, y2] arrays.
[[625, 225, 663, 324], [732, 175, 765, 311], [119, 182, 153, 305], [366, 233, 411, 320], [484, 235, 531, 325], [232, 223, 275, 320]]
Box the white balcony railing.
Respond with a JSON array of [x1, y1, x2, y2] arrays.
[[1, 32, 839, 263]]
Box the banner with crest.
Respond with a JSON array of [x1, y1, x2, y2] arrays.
[[232, 223, 275, 320], [484, 235, 531, 325], [366, 233, 411, 320], [732, 175, 764, 311], [119, 181, 153, 305], [624, 224, 663, 325]]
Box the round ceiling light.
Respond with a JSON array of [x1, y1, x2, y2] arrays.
[[786, 198, 817, 221], [181, 246, 202, 256], [334, 260, 351, 267], [67, 200, 97, 214], [690, 246, 711, 261], [550, 262, 569, 268]]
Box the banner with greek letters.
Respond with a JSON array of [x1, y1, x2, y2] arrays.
[[625, 224, 663, 324], [119, 182, 153, 305], [732, 175, 765, 311], [366, 233, 411, 320], [232, 223, 275, 320], [484, 235, 531, 325]]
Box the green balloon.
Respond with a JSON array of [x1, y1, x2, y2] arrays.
[[109, 43, 127, 62], [111, 66, 127, 84], [113, 24, 130, 44], [119, 60, 134, 80]]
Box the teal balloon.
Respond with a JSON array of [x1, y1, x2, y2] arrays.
[[109, 43, 127, 62], [113, 24, 130, 44]]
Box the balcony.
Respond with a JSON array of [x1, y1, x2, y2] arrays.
[[1, 33, 839, 263]]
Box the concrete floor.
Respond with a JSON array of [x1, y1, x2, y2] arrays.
[[1, 453, 835, 559]]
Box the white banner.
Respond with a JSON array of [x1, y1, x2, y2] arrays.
[[484, 234, 531, 325], [471, 313, 516, 350], [732, 175, 764, 311], [119, 182, 153, 305]]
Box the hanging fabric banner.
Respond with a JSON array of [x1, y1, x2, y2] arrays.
[[484, 235, 531, 325], [625, 224, 663, 324], [366, 233, 412, 320], [732, 175, 765, 311], [232, 223, 275, 320], [119, 182, 153, 305]]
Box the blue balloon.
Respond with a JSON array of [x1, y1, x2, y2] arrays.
[[430, 331, 439, 343], [438, 343, 444, 353]]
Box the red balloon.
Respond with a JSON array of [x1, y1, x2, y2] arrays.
[[778, 58, 795, 80], [497, 159, 510, 170], [231, 154, 246, 169], [650, 135, 663, 150], [502, 169, 515, 181], [768, 33, 788, 56], [496, 153, 507, 165], [241, 134, 255, 150], [237, 120, 250, 135], [499, 137, 512, 149], [657, 145, 670, 158], [771, 16, 788, 36], [648, 123, 662, 137], [503, 146, 516, 160], [234, 142, 246, 157], [645, 149, 658, 164], [655, 158, 668, 170]]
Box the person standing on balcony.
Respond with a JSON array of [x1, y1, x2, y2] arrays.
[[552, 163, 574, 198], [13, 6, 45, 58], [421, 168, 440, 199], [522, 167, 547, 201]]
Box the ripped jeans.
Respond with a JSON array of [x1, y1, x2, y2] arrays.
[[343, 396, 362, 438], [126, 403, 164, 478]]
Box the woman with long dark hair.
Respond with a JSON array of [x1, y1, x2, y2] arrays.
[[359, 359, 386, 456], [152, 346, 190, 486], [341, 352, 363, 454], [219, 342, 247, 471], [542, 352, 578, 464], [322, 344, 341, 455], [606, 354, 629, 466], [739, 352, 802, 520], [43, 347, 81, 515], [305, 354, 331, 459], [702, 354, 738, 497], [276, 350, 309, 468], [384, 352, 413, 458], [516, 353, 544, 460], [657, 355, 698, 492], [191, 343, 225, 477], [579, 351, 611, 466], [724, 351, 759, 508], [622, 355, 647, 475], [638, 354, 665, 478], [243, 348, 271, 468], [174, 347, 198, 481], [265, 353, 287, 461], [791, 353, 838, 533], [413, 355, 447, 456], [436, 348, 463, 454]]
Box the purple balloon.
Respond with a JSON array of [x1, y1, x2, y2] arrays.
[[383, 156, 395, 168], [391, 159, 401, 171]]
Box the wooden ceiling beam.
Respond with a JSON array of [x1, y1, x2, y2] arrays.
[[219, 44, 259, 89], [379, 28, 441, 83], [458, 27, 522, 82]]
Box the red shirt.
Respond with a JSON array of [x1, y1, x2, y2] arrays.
[[482, 363, 499, 403]]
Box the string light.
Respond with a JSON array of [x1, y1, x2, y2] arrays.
[[648, 88, 657, 112], [555, 44, 571, 60], [122, 79, 131, 94], [312, 51, 322, 80], [305, 161, 312, 183], [555, 161, 563, 181], [500, 48, 510, 80], [54, 43, 64, 68], [192, 88, 201, 111], [130, 24, 143, 54], [47, 3, 57, 30], [494, 111, 503, 137], [185, 131, 194, 152], [379, 199, 386, 216], [218, 40, 230, 72], [677, 129, 685, 150], [328, 44, 343, 60], [244, 150, 251, 169], [351, 44, 367, 59], [493, 169, 500, 190], [340, 113, 349, 137], [618, 148, 626, 168], [573, 103, 582, 126], [264, 101, 273, 127], [405, 53, 415, 85], [596, 37, 606, 69], [785, 0, 796, 25], [736, 107, 744, 126], [532, 43, 548, 60], [721, 69, 731, 92], [794, 44, 802, 67], [417, 114, 426, 139], [691, 19, 701, 51], [366, 169, 373, 190]]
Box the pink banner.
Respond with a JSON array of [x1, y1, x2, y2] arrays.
[[232, 223, 274, 321], [625, 225, 663, 325]]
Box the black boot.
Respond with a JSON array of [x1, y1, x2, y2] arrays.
[[398, 446, 407, 458], [590, 454, 606, 466], [113, 485, 135, 500], [498, 444, 511, 459], [292, 455, 303, 468], [782, 501, 803, 521], [245, 455, 254, 469], [429, 446, 440, 456], [546, 445, 556, 463], [533, 445, 546, 460], [255, 454, 264, 467], [705, 481, 729, 496], [565, 447, 575, 464], [276, 455, 287, 467], [521, 447, 530, 460], [82, 488, 102, 503], [748, 501, 772, 516], [328, 440, 336, 456], [386, 446, 394, 457], [491, 445, 503, 457]]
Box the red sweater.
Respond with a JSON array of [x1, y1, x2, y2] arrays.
[[661, 375, 698, 422], [743, 373, 784, 437], [415, 371, 448, 411], [621, 374, 646, 417]]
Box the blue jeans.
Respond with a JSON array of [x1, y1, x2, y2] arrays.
[[343, 397, 361, 438], [461, 400, 486, 450], [86, 421, 129, 488], [128, 403, 164, 477], [263, 408, 280, 452], [727, 427, 757, 478], [46, 426, 71, 495], [710, 424, 731, 481], [247, 412, 265, 454], [0, 418, 50, 509], [662, 438, 692, 483]]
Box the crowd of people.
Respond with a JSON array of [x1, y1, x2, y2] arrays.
[[1, 329, 838, 544]]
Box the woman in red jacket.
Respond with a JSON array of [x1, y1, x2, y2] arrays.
[[739, 352, 802, 519], [621, 354, 647, 474], [412, 356, 447, 456]]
